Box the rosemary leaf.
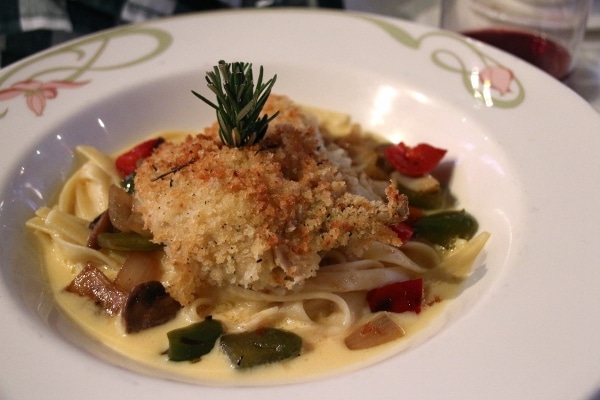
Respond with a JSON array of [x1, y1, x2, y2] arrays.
[[192, 60, 279, 148]]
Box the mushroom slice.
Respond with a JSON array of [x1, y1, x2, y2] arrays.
[[65, 263, 126, 316], [122, 281, 181, 333], [87, 211, 113, 250]]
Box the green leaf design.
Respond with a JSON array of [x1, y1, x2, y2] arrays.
[[358, 16, 525, 109]]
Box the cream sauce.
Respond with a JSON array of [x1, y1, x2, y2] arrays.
[[38, 232, 465, 385], [34, 111, 476, 384]]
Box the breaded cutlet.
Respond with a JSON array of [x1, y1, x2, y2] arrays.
[[133, 95, 407, 305]]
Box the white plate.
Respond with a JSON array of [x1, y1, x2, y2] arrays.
[[0, 8, 599, 400]]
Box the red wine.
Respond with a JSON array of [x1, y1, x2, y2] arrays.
[[463, 29, 572, 80]]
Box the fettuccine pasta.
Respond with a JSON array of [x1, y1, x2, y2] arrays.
[[27, 95, 489, 383]]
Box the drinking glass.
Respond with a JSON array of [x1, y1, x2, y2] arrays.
[[440, 0, 592, 79]]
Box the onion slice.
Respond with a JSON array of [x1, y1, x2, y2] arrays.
[[344, 312, 405, 350], [115, 251, 162, 291], [108, 184, 133, 232]]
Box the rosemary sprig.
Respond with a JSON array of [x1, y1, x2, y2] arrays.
[[151, 157, 197, 181], [192, 60, 279, 148]]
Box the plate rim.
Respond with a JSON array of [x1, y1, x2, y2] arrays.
[[1, 8, 599, 400]]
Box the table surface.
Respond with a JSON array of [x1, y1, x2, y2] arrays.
[[345, 0, 600, 113]]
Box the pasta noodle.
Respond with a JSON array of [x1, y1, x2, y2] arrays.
[[26, 95, 489, 382]]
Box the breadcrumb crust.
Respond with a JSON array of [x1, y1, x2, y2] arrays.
[[134, 95, 407, 304]]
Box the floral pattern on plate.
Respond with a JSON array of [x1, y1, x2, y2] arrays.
[[360, 16, 524, 108], [0, 26, 172, 119]]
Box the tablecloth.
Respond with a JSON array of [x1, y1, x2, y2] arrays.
[[0, 0, 343, 67]]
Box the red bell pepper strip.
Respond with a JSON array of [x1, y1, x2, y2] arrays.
[[389, 222, 414, 243], [385, 142, 447, 177], [115, 137, 164, 177], [366, 278, 423, 314]]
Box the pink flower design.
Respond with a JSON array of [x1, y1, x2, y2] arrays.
[[479, 66, 514, 96], [0, 79, 89, 116]]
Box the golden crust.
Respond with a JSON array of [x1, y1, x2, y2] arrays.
[[133, 95, 407, 304]]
